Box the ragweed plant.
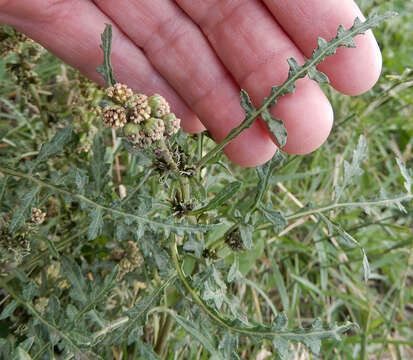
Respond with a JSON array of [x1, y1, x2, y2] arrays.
[[0, 9, 412, 360]]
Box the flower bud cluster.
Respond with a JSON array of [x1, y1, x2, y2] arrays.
[[103, 105, 127, 128], [102, 83, 181, 148], [0, 25, 28, 56], [30, 208, 46, 225], [107, 83, 134, 104], [117, 241, 143, 280]]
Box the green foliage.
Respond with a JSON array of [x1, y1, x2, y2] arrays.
[[96, 24, 116, 88], [1, 5, 413, 360], [34, 126, 73, 165]]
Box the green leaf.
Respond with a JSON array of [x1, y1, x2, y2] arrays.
[[240, 89, 255, 118], [39, 234, 60, 259], [112, 274, 176, 344], [396, 158, 412, 194], [96, 24, 116, 87], [271, 259, 289, 313], [192, 181, 241, 214], [287, 57, 301, 77], [73, 167, 89, 192], [0, 300, 19, 320], [261, 110, 288, 147], [35, 126, 72, 163], [308, 66, 330, 83], [218, 333, 239, 360], [243, 278, 278, 317], [189, 177, 207, 202], [260, 206, 287, 234], [272, 337, 291, 360], [22, 281, 39, 302], [74, 265, 119, 322], [88, 207, 103, 240], [16, 347, 32, 360], [291, 274, 323, 297], [45, 295, 61, 326], [239, 224, 253, 250], [61, 256, 88, 304], [90, 134, 110, 193], [318, 214, 371, 282], [227, 256, 240, 283], [136, 339, 161, 360], [9, 186, 40, 233], [165, 310, 224, 360], [17, 337, 35, 353], [362, 250, 371, 283], [254, 151, 286, 209], [335, 135, 367, 201], [203, 281, 224, 309]]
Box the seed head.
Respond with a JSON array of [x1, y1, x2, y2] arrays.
[[225, 229, 244, 252], [143, 117, 165, 142], [127, 93, 151, 124], [103, 105, 127, 128], [163, 113, 181, 137], [30, 208, 46, 225], [202, 248, 218, 260], [148, 94, 170, 117], [106, 83, 133, 104]]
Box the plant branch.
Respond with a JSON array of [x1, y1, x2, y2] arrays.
[[285, 195, 413, 221], [0, 279, 99, 360], [0, 165, 216, 234], [197, 12, 395, 168], [170, 234, 355, 340]]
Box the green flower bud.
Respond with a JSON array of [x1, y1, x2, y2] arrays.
[[148, 94, 170, 117], [143, 117, 165, 141], [162, 113, 181, 137], [123, 123, 143, 144]]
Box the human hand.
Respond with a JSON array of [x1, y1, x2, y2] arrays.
[[0, 0, 382, 166]]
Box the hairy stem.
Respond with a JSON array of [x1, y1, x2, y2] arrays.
[[170, 234, 354, 338], [154, 314, 174, 356], [0, 279, 99, 360], [0, 166, 213, 234], [285, 195, 413, 221]]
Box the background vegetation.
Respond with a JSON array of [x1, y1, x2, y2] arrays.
[[0, 0, 412, 359]]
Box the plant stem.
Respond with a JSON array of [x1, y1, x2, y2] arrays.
[[0, 165, 213, 234], [254, 194, 413, 231], [170, 234, 355, 338], [154, 314, 174, 356], [0, 279, 99, 360], [285, 196, 413, 221], [180, 176, 191, 204], [111, 128, 121, 183], [157, 139, 179, 173]]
